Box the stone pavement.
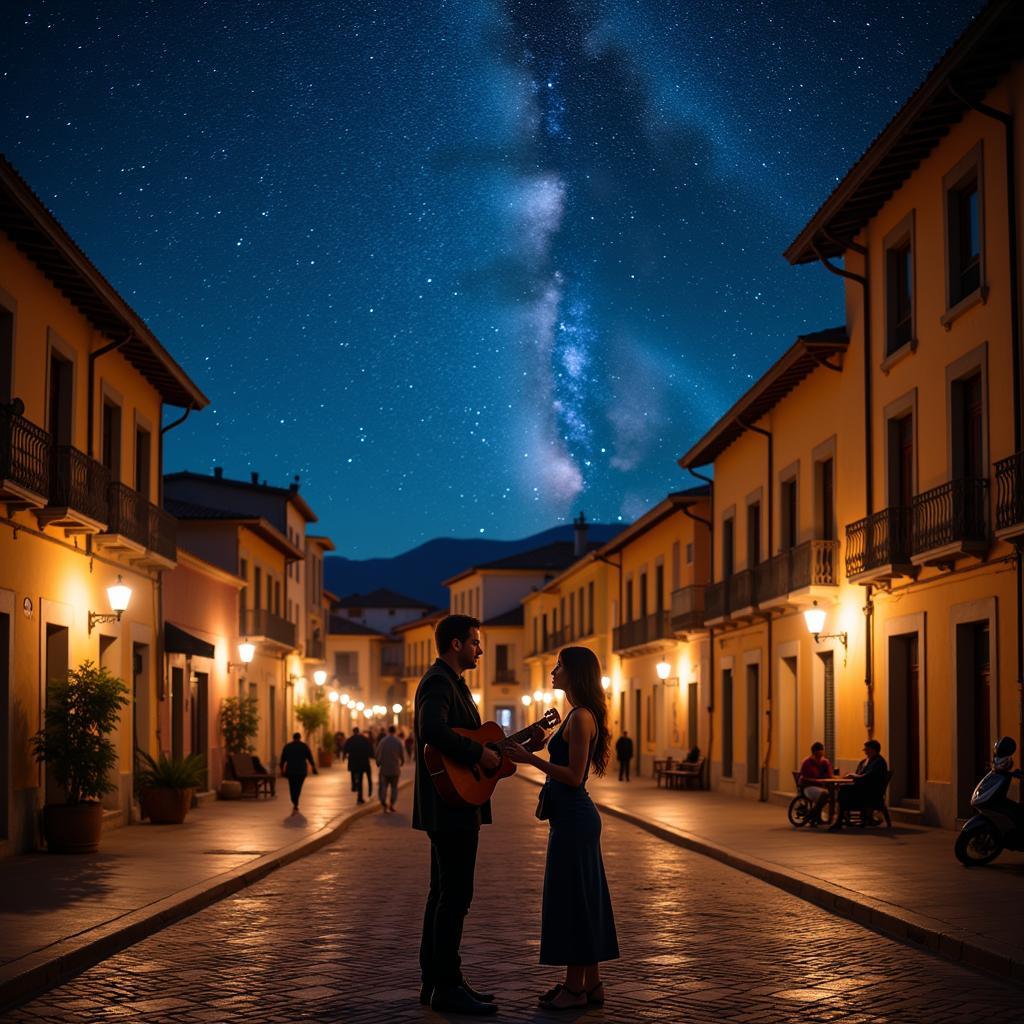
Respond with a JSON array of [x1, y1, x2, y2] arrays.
[[551, 768, 1024, 978], [6, 775, 1023, 1023], [0, 768, 405, 1007]]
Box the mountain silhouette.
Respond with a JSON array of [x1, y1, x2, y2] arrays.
[[324, 523, 624, 609]]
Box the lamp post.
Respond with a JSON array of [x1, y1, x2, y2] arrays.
[[803, 600, 848, 666], [88, 575, 132, 633]]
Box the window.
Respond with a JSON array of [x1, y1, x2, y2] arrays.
[[568, 592, 575, 639], [587, 581, 594, 635], [722, 517, 735, 578], [135, 426, 151, 498], [948, 168, 981, 306], [542, 613, 548, 650], [888, 413, 914, 509], [655, 565, 664, 613], [746, 502, 761, 567], [671, 541, 681, 589], [625, 579, 634, 622], [577, 587, 584, 635], [0, 303, 12, 404], [746, 665, 759, 785], [686, 542, 693, 564], [639, 572, 648, 619], [817, 458, 835, 541], [48, 350, 73, 445], [334, 651, 357, 678], [254, 567, 262, 610], [952, 371, 984, 479], [533, 617, 538, 653], [101, 399, 121, 480], [495, 644, 509, 673], [885, 231, 914, 355], [780, 478, 798, 551]]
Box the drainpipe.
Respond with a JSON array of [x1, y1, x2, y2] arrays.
[[949, 83, 1024, 778], [813, 237, 875, 737], [687, 466, 715, 789], [740, 419, 774, 801]]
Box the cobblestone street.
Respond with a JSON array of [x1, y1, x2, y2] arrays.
[[7, 777, 1023, 1024]]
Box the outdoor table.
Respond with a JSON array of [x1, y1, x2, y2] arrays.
[[813, 776, 852, 824]]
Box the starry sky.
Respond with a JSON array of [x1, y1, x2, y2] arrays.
[[1, 0, 985, 557]]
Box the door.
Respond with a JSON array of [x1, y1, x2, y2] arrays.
[[191, 671, 209, 790], [721, 669, 734, 778], [889, 634, 920, 804], [633, 687, 642, 775], [44, 624, 70, 804], [269, 685, 277, 768], [132, 643, 150, 781], [48, 352, 73, 445], [776, 656, 798, 791], [494, 706, 513, 732], [687, 681, 698, 752], [171, 667, 184, 760], [0, 611, 9, 838], [956, 621, 991, 818], [746, 665, 760, 785], [819, 651, 836, 767]]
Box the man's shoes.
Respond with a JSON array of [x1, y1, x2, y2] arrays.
[[430, 985, 498, 1015], [389, 802, 396, 812], [461, 979, 495, 1003]]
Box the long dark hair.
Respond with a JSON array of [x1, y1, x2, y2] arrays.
[[558, 646, 611, 776]]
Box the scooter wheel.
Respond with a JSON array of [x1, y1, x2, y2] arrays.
[[954, 821, 1003, 866]]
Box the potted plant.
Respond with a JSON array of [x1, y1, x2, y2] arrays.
[[218, 696, 259, 798], [31, 660, 129, 853], [295, 701, 331, 767], [136, 751, 206, 824]]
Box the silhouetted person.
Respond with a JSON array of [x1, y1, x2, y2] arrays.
[[615, 731, 634, 782], [343, 727, 374, 804], [279, 732, 317, 814], [334, 729, 346, 757], [829, 740, 889, 831], [376, 724, 405, 812], [798, 742, 833, 826]]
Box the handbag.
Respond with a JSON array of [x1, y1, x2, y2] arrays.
[[535, 782, 550, 821]]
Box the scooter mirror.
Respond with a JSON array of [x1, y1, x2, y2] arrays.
[[994, 736, 1017, 758]]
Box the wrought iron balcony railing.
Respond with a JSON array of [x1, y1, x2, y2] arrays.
[[148, 502, 177, 561], [0, 400, 50, 499], [705, 580, 727, 620], [495, 668, 518, 683], [613, 611, 672, 651], [49, 445, 109, 525], [912, 478, 988, 556], [106, 481, 149, 547], [240, 607, 297, 649], [306, 635, 325, 660], [845, 507, 912, 577], [670, 585, 706, 632], [995, 452, 1024, 534]]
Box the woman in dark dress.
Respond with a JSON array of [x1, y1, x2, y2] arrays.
[[506, 646, 619, 1010]]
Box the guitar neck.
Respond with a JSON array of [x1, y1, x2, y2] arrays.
[[506, 715, 554, 744]]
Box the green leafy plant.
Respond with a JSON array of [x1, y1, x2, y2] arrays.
[[136, 750, 206, 789], [295, 700, 329, 742], [31, 660, 129, 804], [220, 696, 259, 754]]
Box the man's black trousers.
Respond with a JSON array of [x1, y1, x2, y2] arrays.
[[420, 829, 479, 990], [287, 774, 305, 806], [619, 757, 631, 781]]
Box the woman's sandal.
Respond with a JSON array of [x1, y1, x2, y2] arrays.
[[586, 981, 605, 1007], [538, 983, 563, 1004], [539, 985, 587, 1010]]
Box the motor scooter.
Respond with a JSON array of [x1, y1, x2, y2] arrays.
[[954, 736, 1024, 867]]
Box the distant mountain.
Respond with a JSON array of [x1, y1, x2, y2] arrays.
[[324, 523, 624, 609]]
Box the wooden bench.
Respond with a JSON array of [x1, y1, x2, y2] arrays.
[[227, 753, 276, 798], [657, 758, 705, 790]]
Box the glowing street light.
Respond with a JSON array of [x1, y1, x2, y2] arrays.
[[600, 675, 611, 690], [340, 693, 350, 705], [328, 690, 340, 703], [533, 690, 543, 703], [656, 659, 672, 680], [88, 575, 133, 633], [803, 600, 848, 665], [314, 669, 327, 686], [472, 693, 481, 705], [356, 701, 365, 711], [521, 695, 532, 706], [392, 703, 403, 714]]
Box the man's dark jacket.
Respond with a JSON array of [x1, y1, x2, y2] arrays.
[[413, 659, 491, 832], [343, 733, 374, 772], [279, 740, 316, 777], [615, 735, 634, 762]]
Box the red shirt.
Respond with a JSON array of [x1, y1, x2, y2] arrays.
[[799, 756, 832, 783]]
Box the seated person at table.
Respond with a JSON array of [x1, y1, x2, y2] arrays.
[[828, 740, 889, 831], [684, 746, 701, 764], [797, 742, 832, 825]]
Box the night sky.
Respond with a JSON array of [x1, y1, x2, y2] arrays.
[[1, 1, 984, 556]]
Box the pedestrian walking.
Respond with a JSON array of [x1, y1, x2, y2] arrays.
[[279, 732, 318, 814], [334, 729, 346, 757], [615, 731, 634, 781], [376, 724, 405, 812], [404, 730, 415, 762], [343, 727, 374, 804], [506, 646, 619, 1010]]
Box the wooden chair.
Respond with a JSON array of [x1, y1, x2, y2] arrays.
[[851, 770, 893, 828], [228, 753, 276, 798]]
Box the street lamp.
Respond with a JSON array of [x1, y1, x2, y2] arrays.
[[228, 640, 256, 671], [328, 690, 340, 703], [521, 695, 532, 707], [392, 703, 403, 714], [88, 575, 132, 633], [532, 689, 543, 703], [600, 675, 611, 690], [355, 701, 365, 711], [314, 669, 327, 687], [803, 600, 848, 665], [340, 693, 350, 705], [471, 693, 481, 705], [656, 659, 672, 681]]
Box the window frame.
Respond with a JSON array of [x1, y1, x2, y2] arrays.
[[942, 142, 987, 323], [882, 210, 917, 363]]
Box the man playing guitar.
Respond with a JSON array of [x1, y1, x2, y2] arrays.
[[413, 614, 545, 1015]]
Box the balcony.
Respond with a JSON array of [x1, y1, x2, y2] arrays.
[[995, 452, 1024, 542], [911, 478, 988, 566], [0, 400, 50, 511], [705, 581, 727, 623], [495, 668, 518, 684], [240, 607, 297, 651], [613, 610, 673, 654], [146, 503, 177, 567], [36, 445, 109, 534], [94, 484, 178, 568], [305, 635, 325, 660], [670, 585, 706, 634], [846, 507, 913, 584]]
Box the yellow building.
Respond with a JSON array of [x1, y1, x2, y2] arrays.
[[0, 157, 208, 852], [304, 535, 334, 672], [396, 609, 446, 728], [325, 614, 386, 733], [681, 1, 1024, 826]]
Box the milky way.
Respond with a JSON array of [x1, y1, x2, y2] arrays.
[[0, 0, 984, 555]]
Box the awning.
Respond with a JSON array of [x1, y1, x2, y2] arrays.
[[164, 623, 216, 659]]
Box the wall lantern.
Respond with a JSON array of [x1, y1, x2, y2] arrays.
[[600, 675, 612, 691], [656, 659, 672, 681], [313, 669, 327, 687], [229, 640, 256, 671], [803, 600, 848, 666], [88, 575, 132, 633]]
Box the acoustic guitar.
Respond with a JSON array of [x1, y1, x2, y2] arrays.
[[424, 707, 561, 808]]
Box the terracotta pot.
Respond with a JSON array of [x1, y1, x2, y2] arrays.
[[317, 751, 333, 768], [140, 787, 195, 824], [42, 802, 103, 854]]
